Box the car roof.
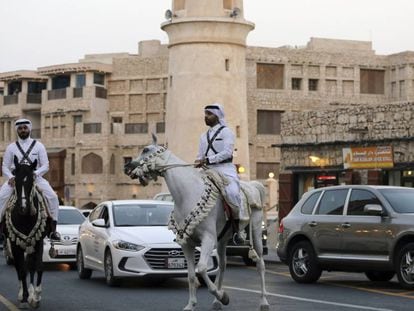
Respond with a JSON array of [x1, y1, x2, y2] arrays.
[[105, 199, 174, 205], [309, 185, 411, 192], [58, 205, 79, 210]]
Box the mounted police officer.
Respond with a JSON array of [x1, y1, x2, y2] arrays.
[[195, 103, 245, 244], [0, 118, 60, 239]]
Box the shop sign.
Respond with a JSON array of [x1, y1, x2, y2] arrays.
[[343, 146, 393, 169]]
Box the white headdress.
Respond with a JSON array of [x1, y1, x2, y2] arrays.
[[204, 103, 226, 126], [15, 118, 32, 131]]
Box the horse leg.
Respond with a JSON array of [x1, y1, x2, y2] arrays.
[[197, 235, 229, 306], [251, 212, 269, 311], [28, 240, 43, 308], [11, 245, 29, 308], [181, 244, 197, 311], [212, 239, 228, 310]]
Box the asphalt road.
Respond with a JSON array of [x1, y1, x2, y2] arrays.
[[1, 251, 414, 311]]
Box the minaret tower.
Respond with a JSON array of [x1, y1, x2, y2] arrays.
[[161, 0, 254, 177]]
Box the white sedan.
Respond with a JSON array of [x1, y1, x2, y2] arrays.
[[76, 200, 219, 286], [43, 206, 85, 267]]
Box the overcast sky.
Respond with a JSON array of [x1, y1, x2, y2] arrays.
[[1, 0, 413, 72]]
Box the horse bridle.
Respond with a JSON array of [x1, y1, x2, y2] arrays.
[[130, 146, 195, 180]]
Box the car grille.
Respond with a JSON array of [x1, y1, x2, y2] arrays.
[[144, 248, 200, 270], [52, 237, 78, 246]]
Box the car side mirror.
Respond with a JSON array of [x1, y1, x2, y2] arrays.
[[364, 204, 384, 216], [92, 219, 108, 228]]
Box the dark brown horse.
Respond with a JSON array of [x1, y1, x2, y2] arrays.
[[3, 156, 50, 309]]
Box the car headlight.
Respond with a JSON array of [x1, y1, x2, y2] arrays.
[[112, 240, 145, 252]]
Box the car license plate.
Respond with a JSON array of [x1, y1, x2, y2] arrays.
[[167, 257, 185, 269], [57, 248, 76, 256]]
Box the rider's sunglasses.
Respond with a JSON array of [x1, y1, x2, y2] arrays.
[[17, 125, 29, 131]]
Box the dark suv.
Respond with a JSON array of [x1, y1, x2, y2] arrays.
[[277, 185, 414, 288]]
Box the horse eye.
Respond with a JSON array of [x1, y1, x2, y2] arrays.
[[143, 147, 149, 153]]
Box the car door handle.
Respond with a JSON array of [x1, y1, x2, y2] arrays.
[[341, 223, 351, 228], [308, 221, 318, 227]]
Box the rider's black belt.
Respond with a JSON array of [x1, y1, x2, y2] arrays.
[[210, 157, 233, 164]]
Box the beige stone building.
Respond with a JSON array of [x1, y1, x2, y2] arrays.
[[1, 1, 413, 210]]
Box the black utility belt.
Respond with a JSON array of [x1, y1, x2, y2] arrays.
[[210, 158, 233, 164]]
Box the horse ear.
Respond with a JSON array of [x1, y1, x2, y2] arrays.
[[13, 155, 19, 168], [151, 133, 158, 145], [31, 159, 38, 170]]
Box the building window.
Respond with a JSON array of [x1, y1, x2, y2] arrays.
[[84, 123, 101, 134], [93, 73, 105, 85], [256, 63, 284, 90], [291, 78, 302, 90], [257, 110, 281, 135], [81, 153, 103, 174], [76, 74, 86, 88], [256, 162, 280, 180], [360, 69, 385, 94], [225, 59, 230, 72], [156, 122, 165, 133], [73, 115, 82, 135], [309, 79, 319, 91], [71, 154, 75, 175], [8, 81, 21, 94], [28, 82, 46, 94], [111, 117, 123, 134], [125, 123, 148, 134], [124, 157, 132, 165], [52, 75, 70, 89]]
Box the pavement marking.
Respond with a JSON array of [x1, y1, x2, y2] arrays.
[[264, 267, 414, 300], [0, 294, 18, 311], [223, 286, 394, 311], [328, 282, 414, 300]]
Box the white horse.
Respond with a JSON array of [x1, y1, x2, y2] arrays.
[[124, 136, 269, 311]]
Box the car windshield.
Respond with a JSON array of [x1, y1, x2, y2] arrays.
[[113, 204, 174, 226], [379, 188, 414, 213], [58, 209, 85, 225]]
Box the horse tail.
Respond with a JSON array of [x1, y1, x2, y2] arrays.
[[251, 181, 266, 208]]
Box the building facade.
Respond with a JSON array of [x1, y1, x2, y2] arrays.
[[1, 2, 413, 210]]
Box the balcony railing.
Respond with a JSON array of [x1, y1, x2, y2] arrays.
[[73, 87, 83, 98], [26, 93, 42, 104], [4, 95, 18, 105], [95, 86, 107, 99], [48, 88, 67, 100]]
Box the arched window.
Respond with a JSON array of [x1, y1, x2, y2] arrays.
[[81, 153, 103, 174]]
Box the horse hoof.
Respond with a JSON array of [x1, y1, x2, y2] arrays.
[[260, 304, 270, 311], [212, 300, 222, 310], [219, 292, 229, 306], [29, 296, 40, 309], [18, 302, 29, 309]]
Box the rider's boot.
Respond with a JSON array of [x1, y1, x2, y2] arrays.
[[232, 219, 246, 245], [49, 220, 61, 241]]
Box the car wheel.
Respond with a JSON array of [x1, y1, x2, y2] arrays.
[[77, 246, 92, 279], [365, 271, 395, 282], [288, 241, 322, 283], [396, 242, 414, 289], [104, 250, 120, 287]]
